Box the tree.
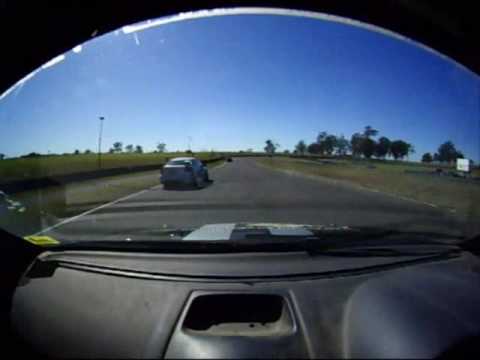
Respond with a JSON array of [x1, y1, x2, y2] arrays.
[[335, 135, 350, 156], [108, 148, 115, 154], [433, 153, 440, 162], [437, 141, 463, 163], [125, 144, 134, 153], [363, 125, 378, 139], [295, 140, 307, 155], [84, 149, 92, 154], [422, 152, 433, 163], [0, 153, 5, 160], [157, 143, 166, 153], [390, 141, 402, 160], [316, 131, 328, 144], [264, 139, 278, 155], [324, 135, 337, 155], [283, 150, 290, 155], [390, 140, 409, 160], [350, 133, 364, 158], [362, 138, 376, 159], [315, 132, 336, 155], [74, 149, 80, 155], [455, 151, 464, 159], [307, 142, 322, 154], [374, 137, 391, 159], [135, 145, 143, 154], [112, 142, 123, 153], [21, 152, 41, 158]]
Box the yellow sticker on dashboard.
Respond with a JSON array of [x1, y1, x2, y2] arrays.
[[24, 235, 60, 246]]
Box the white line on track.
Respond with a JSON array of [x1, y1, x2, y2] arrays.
[[213, 161, 227, 170], [35, 161, 228, 235], [35, 184, 162, 235]]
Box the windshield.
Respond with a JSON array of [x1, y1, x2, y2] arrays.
[[168, 160, 193, 166], [0, 8, 479, 247]]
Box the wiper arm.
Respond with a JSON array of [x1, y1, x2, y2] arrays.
[[47, 227, 466, 256], [310, 227, 465, 243], [50, 240, 238, 253], [49, 237, 461, 259], [458, 233, 480, 254], [305, 245, 461, 258], [50, 238, 318, 254]]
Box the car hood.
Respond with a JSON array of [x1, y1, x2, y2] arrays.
[[182, 223, 349, 241]]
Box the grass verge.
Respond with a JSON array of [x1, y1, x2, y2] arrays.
[[0, 152, 221, 183], [13, 159, 225, 217], [257, 157, 480, 218]]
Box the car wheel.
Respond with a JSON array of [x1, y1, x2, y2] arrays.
[[192, 174, 200, 188]]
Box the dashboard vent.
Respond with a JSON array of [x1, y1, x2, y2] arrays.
[[182, 293, 293, 336]]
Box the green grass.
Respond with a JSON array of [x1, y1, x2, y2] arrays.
[[11, 159, 226, 221], [0, 152, 220, 183], [66, 158, 225, 208], [65, 170, 162, 208], [257, 157, 480, 218]]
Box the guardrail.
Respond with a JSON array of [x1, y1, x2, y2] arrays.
[[1, 157, 225, 194]]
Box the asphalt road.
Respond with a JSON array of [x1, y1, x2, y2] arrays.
[[37, 158, 468, 242]]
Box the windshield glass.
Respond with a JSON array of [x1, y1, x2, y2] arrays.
[[168, 160, 192, 166], [0, 9, 479, 246]]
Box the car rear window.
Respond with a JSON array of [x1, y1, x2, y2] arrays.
[[168, 160, 192, 166]]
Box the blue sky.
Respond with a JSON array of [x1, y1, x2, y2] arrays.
[[0, 13, 479, 161]]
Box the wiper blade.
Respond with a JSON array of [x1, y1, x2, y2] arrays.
[[46, 226, 466, 255], [305, 245, 461, 257], [49, 237, 461, 259], [49, 239, 316, 254], [458, 233, 480, 253], [50, 240, 234, 253], [310, 226, 465, 243]]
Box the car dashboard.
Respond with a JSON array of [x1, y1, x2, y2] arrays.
[[11, 249, 480, 358]]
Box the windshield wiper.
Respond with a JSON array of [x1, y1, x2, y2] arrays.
[[49, 234, 462, 258], [43, 225, 469, 257], [303, 245, 461, 257], [308, 226, 465, 243]]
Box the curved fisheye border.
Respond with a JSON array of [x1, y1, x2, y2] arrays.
[[0, 6, 477, 102]]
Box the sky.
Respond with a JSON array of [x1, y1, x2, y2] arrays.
[[0, 12, 479, 161]]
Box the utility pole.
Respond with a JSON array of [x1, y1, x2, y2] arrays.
[[98, 116, 105, 169]]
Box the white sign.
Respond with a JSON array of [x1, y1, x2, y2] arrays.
[[457, 158, 470, 172]]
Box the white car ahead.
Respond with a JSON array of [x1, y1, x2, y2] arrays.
[[160, 157, 210, 189]]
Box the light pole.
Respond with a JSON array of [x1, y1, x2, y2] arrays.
[[98, 116, 105, 169]]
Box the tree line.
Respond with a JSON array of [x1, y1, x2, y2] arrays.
[[5, 142, 169, 159], [421, 141, 465, 163], [291, 126, 415, 160], [265, 126, 467, 164], [72, 142, 167, 155], [108, 142, 144, 154]]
